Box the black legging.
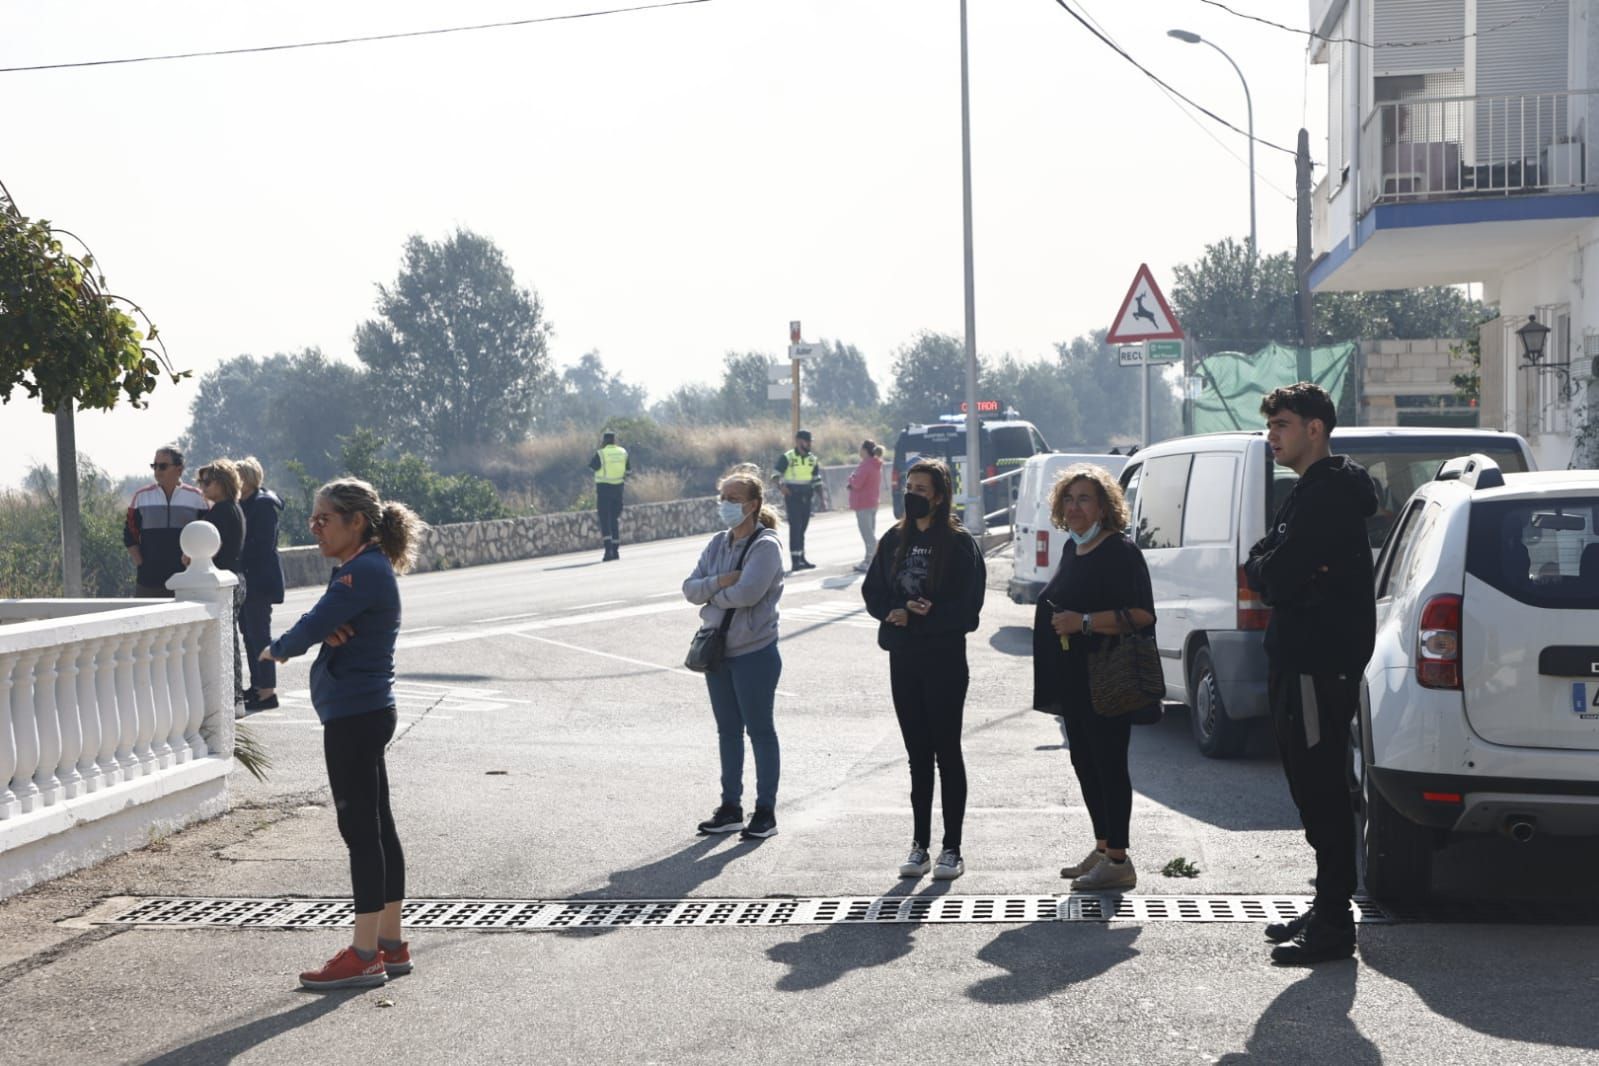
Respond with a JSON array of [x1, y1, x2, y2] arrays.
[[889, 645, 969, 851], [323, 707, 405, 914], [786, 486, 813, 557], [596, 483, 624, 546], [1061, 703, 1133, 850]]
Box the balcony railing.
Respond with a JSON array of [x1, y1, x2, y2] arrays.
[[1359, 89, 1596, 215]]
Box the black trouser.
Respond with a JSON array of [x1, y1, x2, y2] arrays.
[[889, 645, 969, 851], [785, 485, 813, 558], [1269, 669, 1358, 923], [323, 707, 405, 915], [1061, 701, 1134, 850], [596, 483, 624, 549], [239, 595, 275, 691]]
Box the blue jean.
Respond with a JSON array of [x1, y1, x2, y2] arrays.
[[705, 641, 782, 810], [239, 596, 275, 691]]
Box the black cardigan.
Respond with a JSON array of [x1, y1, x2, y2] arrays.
[[862, 521, 986, 653]]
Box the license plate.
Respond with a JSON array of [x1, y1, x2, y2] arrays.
[[1575, 682, 1599, 720]]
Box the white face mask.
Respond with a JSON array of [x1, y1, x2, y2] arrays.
[[718, 500, 749, 528], [1068, 521, 1102, 546]]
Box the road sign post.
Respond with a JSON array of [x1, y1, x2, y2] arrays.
[[1107, 265, 1184, 449], [788, 321, 803, 434]]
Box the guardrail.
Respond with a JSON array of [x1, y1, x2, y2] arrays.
[[978, 466, 1025, 533], [1359, 89, 1595, 213]]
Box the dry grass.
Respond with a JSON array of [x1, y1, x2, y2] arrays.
[[626, 469, 686, 504]]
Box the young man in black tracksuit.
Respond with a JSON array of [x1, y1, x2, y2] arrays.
[[1245, 383, 1378, 966]]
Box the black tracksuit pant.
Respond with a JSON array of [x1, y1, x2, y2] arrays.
[[323, 707, 406, 914], [889, 644, 969, 852], [596, 483, 624, 550], [1061, 703, 1134, 850], [1268, 669, 1358, 923], [785, 485, 813, 559]]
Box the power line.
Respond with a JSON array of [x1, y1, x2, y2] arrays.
[[0, 0, 713, 74], [1046, 0, 1302, 160], [1073, 0, 1295, 200], [1195, 0, 1562, 50]]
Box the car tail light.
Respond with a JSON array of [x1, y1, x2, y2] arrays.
[[1417, 594, 1462, 690], [1237, 566, 1270, 630], [985, 464, 999, 479], [891, 467, 901, 489], [1035, 531, 1050, 569]]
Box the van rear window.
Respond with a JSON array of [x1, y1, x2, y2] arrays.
[[1466, 497, 1599, 610], [1270, 439, 1529, 549]]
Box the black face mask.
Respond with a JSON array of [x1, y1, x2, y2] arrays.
[[903, 493, 932, 520]]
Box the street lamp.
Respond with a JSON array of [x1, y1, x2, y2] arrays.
[[1168, 28, 1255, 257], [1515, 314, 1551, 364]]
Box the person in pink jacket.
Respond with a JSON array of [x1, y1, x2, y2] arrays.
[[847, 439, 886, 572]]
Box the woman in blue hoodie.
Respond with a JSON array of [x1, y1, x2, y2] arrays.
[[236, 457, 286, 712], [262, 478, 424, 991]]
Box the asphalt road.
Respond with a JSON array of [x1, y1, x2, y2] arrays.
[[1, 508, 1596, 1065]]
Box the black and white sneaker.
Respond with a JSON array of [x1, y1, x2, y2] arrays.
[[740, 807, 778, 840], [899, 845, 932, 878], [1265, 906, 1314, 944], [696, 805, 744, 835], [932, 848, 965, 881]]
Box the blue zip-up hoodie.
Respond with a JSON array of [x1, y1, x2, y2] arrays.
[[269, 543, 399, 723]]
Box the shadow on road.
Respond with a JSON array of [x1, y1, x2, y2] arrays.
[[765, 881, 951, 992], [403, 672, 495, 683], [965, 922, 1140, 1004], [136, 992, 357, 1065], [1215, 964, 1378, 1064], [560, 836, 757, 918], [987, 625, 1033, 657]]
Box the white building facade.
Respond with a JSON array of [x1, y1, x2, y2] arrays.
[[1309, 0, 1599, 469]]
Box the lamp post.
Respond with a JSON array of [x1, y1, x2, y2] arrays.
[[959, 0, 983, 532], [1515, 314, 1551, 365], [1168, 29, 1255, 257]]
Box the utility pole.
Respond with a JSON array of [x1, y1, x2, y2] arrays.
[[1294, 128, 1315, 351], [788, 320, 803, 435], [959, 0, 984, 532]]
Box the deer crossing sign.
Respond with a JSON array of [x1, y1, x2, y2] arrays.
[[1106, 263, 1183, 344]]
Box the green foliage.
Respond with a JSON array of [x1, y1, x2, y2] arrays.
[[1170, 236, 1487, 355], [1161, 856, 1201, 878], [0, 459, 135, 597], [0, 193, 184, 413], [806, 339, 880, 415], [335, 430, 507, 527], [539, 351, 647, 429], [650, 382, 722, 425], [718, 350, 786, 423], [184, 348, 369, 484], [355, 228, 555, 459], [1449, 312, 1496, 405], [885, 331, 970, 428]]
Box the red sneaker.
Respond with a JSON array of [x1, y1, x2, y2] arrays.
[[299, 946, 388, 990], [381, 941, 413, 976]]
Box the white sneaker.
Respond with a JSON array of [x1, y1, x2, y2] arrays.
[[932, 848, 964, 881], [1060, 848, 1105, 879], [899, 845, 931, 878], [1071, 855, 1136, 891]]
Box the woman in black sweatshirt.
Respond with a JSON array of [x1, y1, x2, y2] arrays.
[[862, 458, 986, 882], [196, 459, 248, 713]]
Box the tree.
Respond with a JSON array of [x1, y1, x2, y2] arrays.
[[184, 348, 370, 482], [649, 382, 721, 425], [355, 229, 555, 460], [885, 331, 970, 428], [718, 350, 784, 423], [0, 180, 184, 595], [806, 339, 880, 415], [541, 350, 646, 429], [1053, 331, 1181, 447]]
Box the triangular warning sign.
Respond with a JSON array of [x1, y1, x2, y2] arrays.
[[1106, 263, 1183, 343]]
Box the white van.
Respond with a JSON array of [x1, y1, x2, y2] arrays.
[[1117, 428, 1536, 758], [1008, 452, 1130, 603]]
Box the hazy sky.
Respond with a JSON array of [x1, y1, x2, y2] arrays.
[[2, 0, 1322, 487]]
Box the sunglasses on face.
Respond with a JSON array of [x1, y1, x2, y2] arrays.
[[151, 462, 178, 471]]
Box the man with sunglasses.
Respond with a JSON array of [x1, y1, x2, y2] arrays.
[[124, 447, 208, 597]]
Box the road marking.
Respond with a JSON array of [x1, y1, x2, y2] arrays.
[[478, 611, 541, 623], [646, 590, 682, 599], [402, 625, 443, 635], [506, 632, 798, 697], [570, 599, 624, 610]]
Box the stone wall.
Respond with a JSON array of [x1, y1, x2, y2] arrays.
[[281, 495, 721, 588], [1358, 338, 1477, 427]]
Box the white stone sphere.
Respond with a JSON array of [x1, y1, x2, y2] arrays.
[[179, 520, 220, 564]]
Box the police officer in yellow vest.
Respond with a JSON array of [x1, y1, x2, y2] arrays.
[[590, 431, 630, 562], [774, 429, 822, 571]]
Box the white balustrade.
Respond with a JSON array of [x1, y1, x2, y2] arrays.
[[0, 658, 18, 818]]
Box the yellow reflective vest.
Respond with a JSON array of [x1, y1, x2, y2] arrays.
[[594, 445, 628, 485], [781, 449, 819, 485]]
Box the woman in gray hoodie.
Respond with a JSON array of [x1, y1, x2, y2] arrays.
[[682, 471, 786, 841]]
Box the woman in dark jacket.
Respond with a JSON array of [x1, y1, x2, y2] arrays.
[[1032, 465, 1155, 892], [863, 459, 986, 882], [237, 456, 286, 711], [196, 459, 248, 714]]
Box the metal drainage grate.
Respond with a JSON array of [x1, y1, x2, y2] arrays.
[[96, 894, 1398, 931]]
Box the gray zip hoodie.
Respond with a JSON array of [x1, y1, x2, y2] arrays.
[[682, 526, 784, 658]]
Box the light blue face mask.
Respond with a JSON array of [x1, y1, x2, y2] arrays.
[[718, 500, 749, 528], [1067, 521, 1102, 546]]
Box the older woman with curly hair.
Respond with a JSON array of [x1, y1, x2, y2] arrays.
[[1031, 464, 1155, 892]]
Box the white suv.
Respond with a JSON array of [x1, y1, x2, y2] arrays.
[[1358, 455, 1599, 900]]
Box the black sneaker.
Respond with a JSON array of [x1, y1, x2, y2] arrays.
[[244, 693, 279, 712], [794, 559, 817, 571], [1270, 920, 1356, 966], [740, 807, 778, 840], [696, 805, 744, 835], [1265, 906, 1314, 944]]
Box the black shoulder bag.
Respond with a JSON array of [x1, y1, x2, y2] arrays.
[[685, 531, 761, 673]]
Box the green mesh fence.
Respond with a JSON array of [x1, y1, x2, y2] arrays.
[[1191, 342, 1357, 434]]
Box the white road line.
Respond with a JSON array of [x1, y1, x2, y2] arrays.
[[402, 626, 443, 635], [477, 612, 541, 623], [569, 599, 624, 610], [505, 632, 798, 697], [646, 590, 682, 599]]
